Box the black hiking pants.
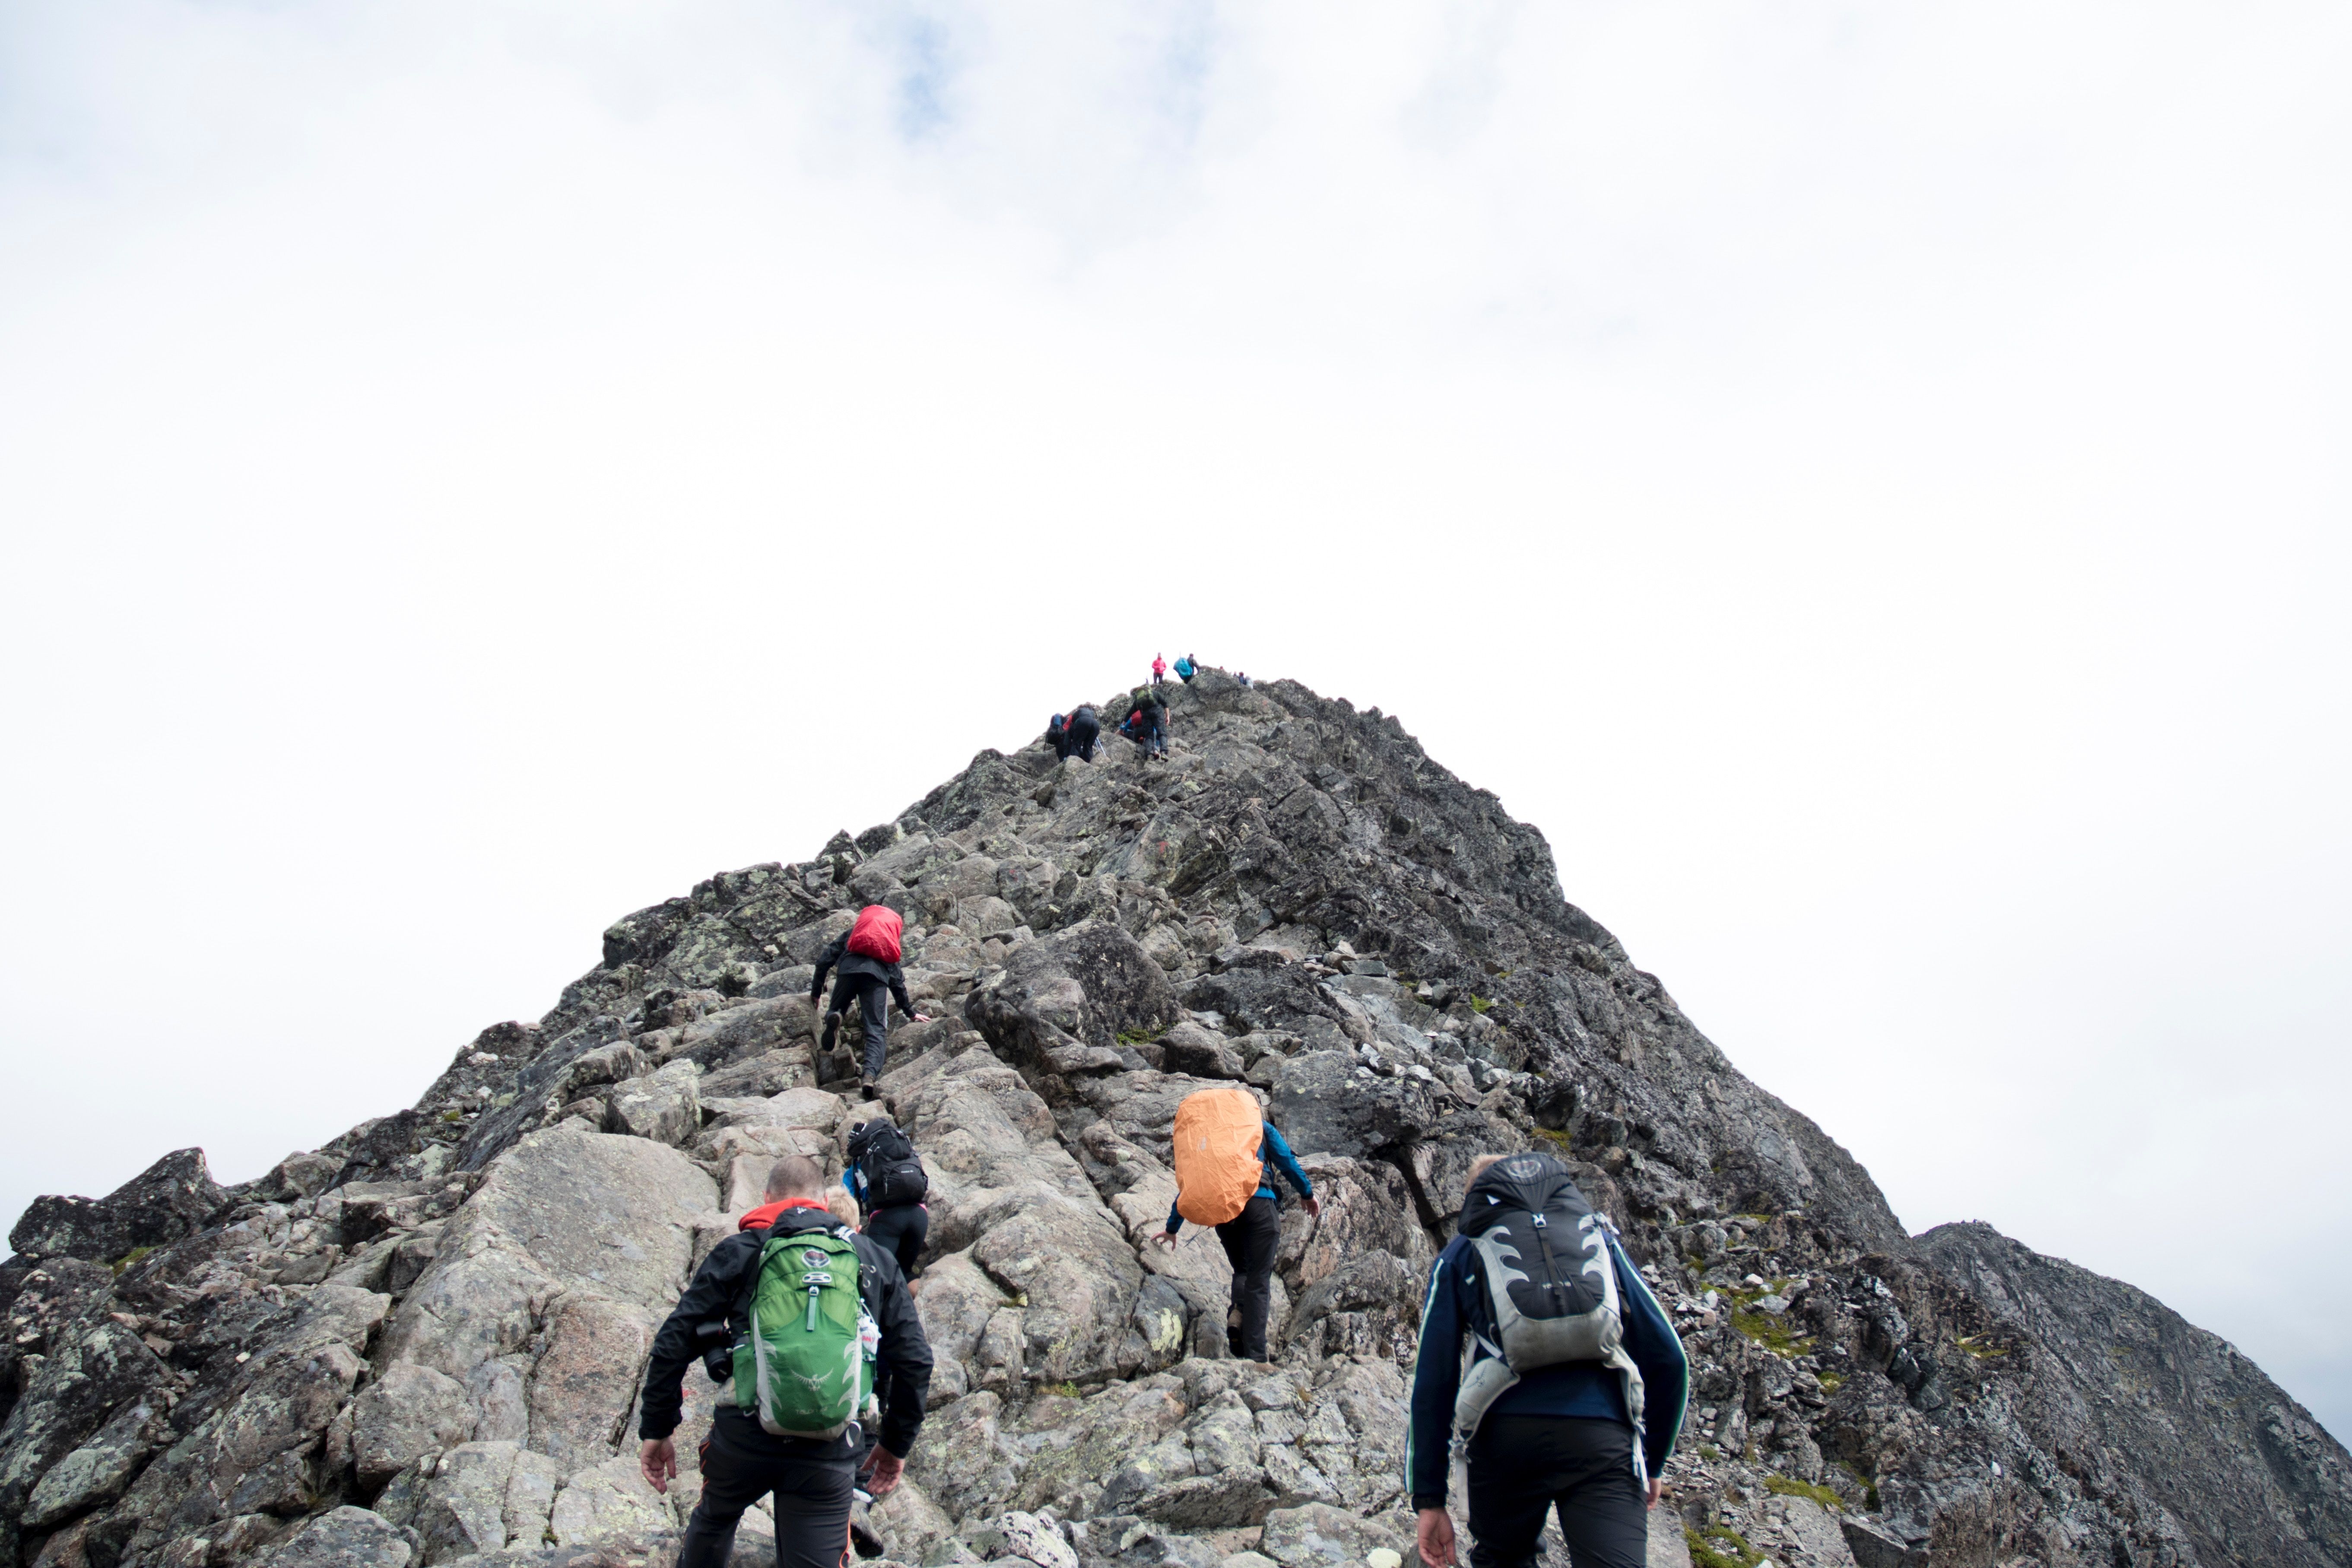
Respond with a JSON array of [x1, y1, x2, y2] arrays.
[[1216, 1195, 1282, 1361], [827, 974, 891, 1078], [864, 1203, 929, 1279], [1463, 1416, 1647, 1568], [1067, 716, 1098, 761], [679, 1408, 858, 1568]]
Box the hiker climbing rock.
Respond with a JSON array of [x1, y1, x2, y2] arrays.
[[1051, 704, 1099, 762], [844, 1117, 930, 1279], [1154, 1087, 1318, 1364], [812, 905, 930, 1100], [1406, 1152, 1688, 1568], [1122, 688, 1168, 759], [1174, 654, 1196, 684], [638, 1153, 934, 1568]]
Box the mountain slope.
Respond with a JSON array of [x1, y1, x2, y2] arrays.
[[5, 670, 2344, 1568]]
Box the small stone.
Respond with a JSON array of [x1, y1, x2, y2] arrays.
[[1366, 1552, 1403, 1568]]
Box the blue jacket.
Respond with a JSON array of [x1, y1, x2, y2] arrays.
[[1165, 1122, 1312, 1236], [1404, 1225, 1687, 1505]]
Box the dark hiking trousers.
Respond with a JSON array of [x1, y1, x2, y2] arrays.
[[1068, 715, 1098, 761], [1216, 1195, 1282, 1361], [679, 1407, 858, 1568], [1463, 1416, 1647, 1568], [864, 1203, 929, 1279], [828, 973, 891, 1078]]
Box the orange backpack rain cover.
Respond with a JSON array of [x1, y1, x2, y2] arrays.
[[845, 905, 903, 963], [1171, 1088, 1264, 1228]]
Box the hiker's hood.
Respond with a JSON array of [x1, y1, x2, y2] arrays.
[[738, 1197, 831, 1232]]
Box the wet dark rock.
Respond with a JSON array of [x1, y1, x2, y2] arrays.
[[8, 1151, 227, 1266]]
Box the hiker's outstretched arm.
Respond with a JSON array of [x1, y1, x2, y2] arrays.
[[874, 1265, 934, 1457], [638, 1237, 752, 1441], [1610, 1234, 1689, 1475], [1263, 1124, 1313, 1199], [1404, 1253, 1463, 1508], [810, 936, 844, 1000]]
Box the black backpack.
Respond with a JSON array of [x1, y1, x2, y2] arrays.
[[847, 1118, 928, 1209], [1451, 1153, 1645, 1452]]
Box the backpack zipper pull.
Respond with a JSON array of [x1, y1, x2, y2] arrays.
[[806, 1281, 821, 1331]]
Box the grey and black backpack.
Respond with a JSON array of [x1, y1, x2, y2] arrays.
[[1451, 1152, 1646, 1460]]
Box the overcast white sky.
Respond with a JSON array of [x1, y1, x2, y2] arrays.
[[3, 0, 2347, 1438]]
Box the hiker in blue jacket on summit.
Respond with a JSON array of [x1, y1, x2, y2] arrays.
[[1406, 1152, 1688, 1568], [1153, 1120, 1319, 1363]]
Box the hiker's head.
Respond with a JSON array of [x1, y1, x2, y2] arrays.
[[1464, 1153, 1509, 1200], [826, 1189, 861, 1228], [763, 1154, 826, 1202]]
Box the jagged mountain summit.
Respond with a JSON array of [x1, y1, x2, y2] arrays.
[[5, 671, 2346, 1568]]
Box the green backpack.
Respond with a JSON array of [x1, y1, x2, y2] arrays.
[[733, 1228, 873, 1439]]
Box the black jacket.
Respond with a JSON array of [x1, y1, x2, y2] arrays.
[[1068, 706, 1098, 738], [638, 1205, 933, 1458], [810, 933, 918, 1019]]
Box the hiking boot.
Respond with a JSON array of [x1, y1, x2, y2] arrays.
[[860, 1074, 879, 1101], [821, 1012, 842, 1053], [849, 1511, 887, 1558]]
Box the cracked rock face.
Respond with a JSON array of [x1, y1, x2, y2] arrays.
[[3, 670, 2346, 1568]]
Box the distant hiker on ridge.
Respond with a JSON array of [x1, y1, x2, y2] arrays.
[[1174, 653, 1197, 684], [1123, 687, 1168, 760], [638, 1153, 933, 1568], [1051, 704, 1099, 762], [812, 905, 930, 1101], [1155, 1088, 1317, 1365], [1152, 652, 1167, 686], [1406, 1151, 1688, 1568]]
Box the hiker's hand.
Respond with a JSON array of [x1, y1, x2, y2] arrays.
[[1152, 1229, 1178, 1250], [913, 1013, 932, 1024], [1646, 1478, 1664, 1508], [1302, 1197, 1321, 1218], [1416, 1508, 1456, 1568], [865, 1447, 905, 1498], [639, 1438, 676, 1495]]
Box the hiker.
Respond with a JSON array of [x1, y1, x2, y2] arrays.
[[1123, 688, 1168, 759], [844, 1117, 930, 1279], [1047, 713, 1068, 758], [811, 906, 931, 1100], [1236, 671, 1251, 689], [1063, 704, 1099, 762], [1406, 1152, 1688, 1568], [1152, 653, 1167, 686], [638, 1153, 933, 1568], [1174, 654, 1196, 684], [1152, 1088, 1318, 1363]]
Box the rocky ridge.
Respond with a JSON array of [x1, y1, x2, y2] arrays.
[[5, 670, 2347, 1568]]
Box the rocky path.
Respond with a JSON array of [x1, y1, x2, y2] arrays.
[[5, 672, 2346, 1568]]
